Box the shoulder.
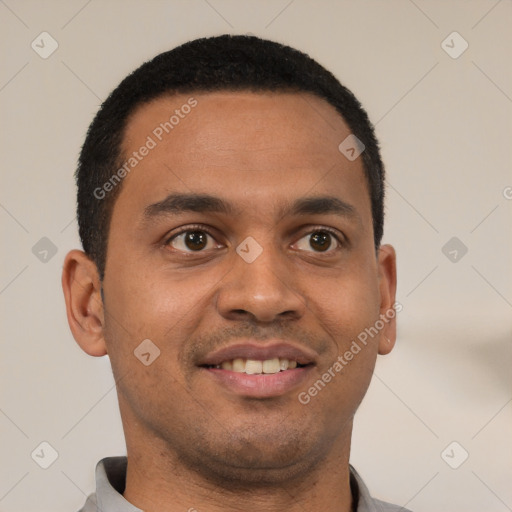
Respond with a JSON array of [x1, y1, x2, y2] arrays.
[[372, 498, 413, 511], [76, 492, 97, 512], [350, 465, 413, 512]]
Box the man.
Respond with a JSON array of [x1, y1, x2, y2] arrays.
[[62, 34, 407, 512]]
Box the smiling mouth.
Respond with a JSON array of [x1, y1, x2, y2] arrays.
[[203, 358, 311, 375]]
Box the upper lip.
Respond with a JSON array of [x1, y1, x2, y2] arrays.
[[199, 340, 318, 367]]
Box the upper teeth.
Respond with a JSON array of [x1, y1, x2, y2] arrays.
[[215, 358, 298, 374]]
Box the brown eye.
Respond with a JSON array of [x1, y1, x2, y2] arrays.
[[309, 231, 332, 252], [184, 231, 207, 250], [294, 230, 340, 253], [167, 230, 216, 252]]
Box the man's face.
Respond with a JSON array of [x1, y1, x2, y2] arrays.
[[101, 91, 395, 483]]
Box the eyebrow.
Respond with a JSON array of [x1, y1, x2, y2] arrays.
[[287, 195, 358, 220], [143, 193, 359, 223], [144, 193, 234, 218]]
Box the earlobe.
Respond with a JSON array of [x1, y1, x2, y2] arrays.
[[376, 244, 397, 355], [62, 250, 107, 357]]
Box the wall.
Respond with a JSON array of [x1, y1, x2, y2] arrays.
[[1, 1, 511, 511]]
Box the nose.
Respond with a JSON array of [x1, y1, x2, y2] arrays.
[[215, 241, 306, 324]]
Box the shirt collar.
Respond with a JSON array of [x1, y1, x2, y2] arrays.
[[87, 456, 401, 512], [94, 457, 141, 512], [350, 465, 383, 512]]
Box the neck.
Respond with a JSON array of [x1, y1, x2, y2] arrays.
[[121, 417, 355, 512]]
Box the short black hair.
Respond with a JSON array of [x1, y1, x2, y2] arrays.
[[76, 34, 385, 280]]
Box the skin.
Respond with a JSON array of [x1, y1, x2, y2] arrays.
[[62, 91, 397, 512]]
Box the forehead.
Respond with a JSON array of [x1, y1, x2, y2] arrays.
[[114, 91, 370, 225], [123, 91, 350, 165]]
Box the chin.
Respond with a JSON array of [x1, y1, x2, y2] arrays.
[[176, 422, 332, 488], [193, 449, 324, 489]]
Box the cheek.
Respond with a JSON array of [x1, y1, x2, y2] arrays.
[[300, 276, 380, 425], [304, 261, 381, 344], [300, 260, 381, 407], [100, 270, 205, 413], [101, 265, 222, 366], [105, 267, 194, 330]]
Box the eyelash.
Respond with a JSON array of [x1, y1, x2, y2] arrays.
[[295, 226, 345, 255], [164, 224, 217, 246], [164, 224, 345, 254]]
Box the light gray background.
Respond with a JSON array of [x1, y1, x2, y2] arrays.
[[1, 1, 511, 511]]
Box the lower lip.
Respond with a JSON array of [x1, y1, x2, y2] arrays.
[[201, 366, 314, 398]]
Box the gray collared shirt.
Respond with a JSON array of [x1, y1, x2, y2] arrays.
[[78, 457, 412, 512]]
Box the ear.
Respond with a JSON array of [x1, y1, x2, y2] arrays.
[[376, 244, 397, 355], [62, 250, 107, 356]]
